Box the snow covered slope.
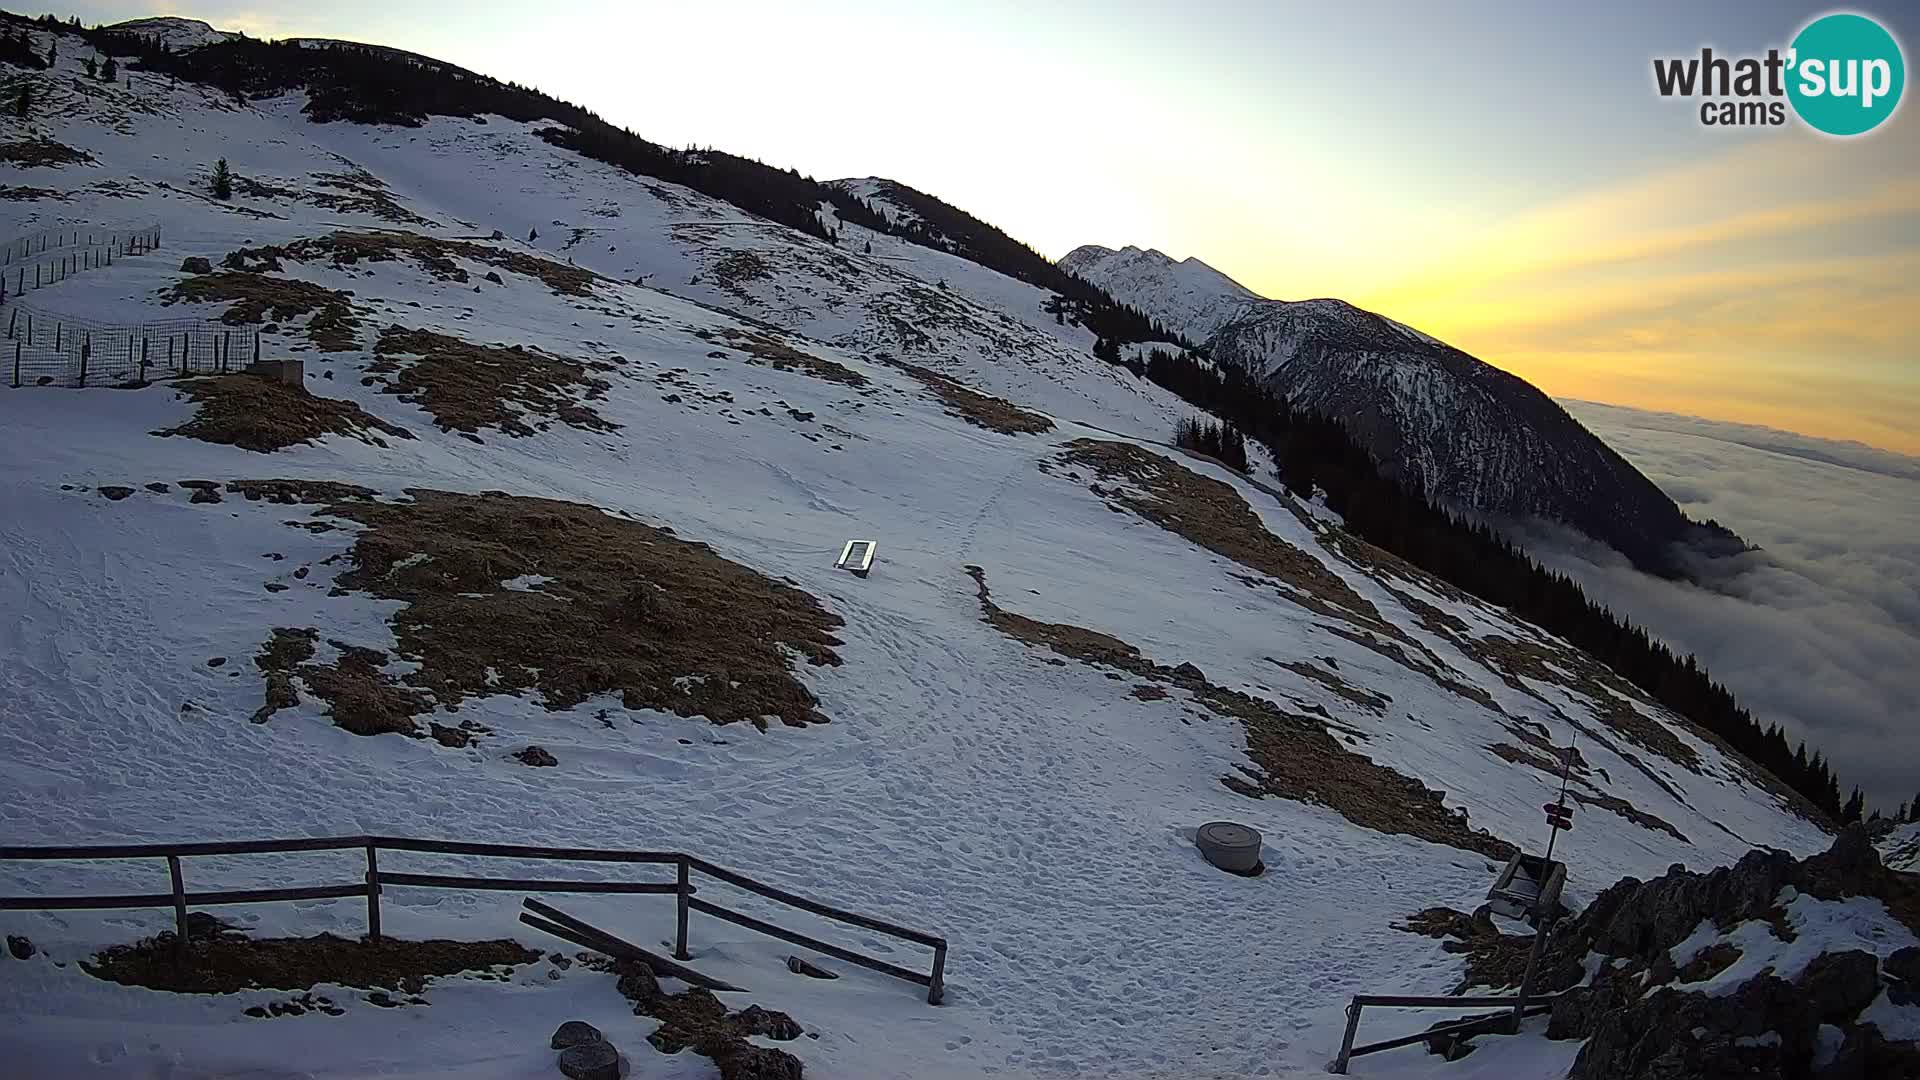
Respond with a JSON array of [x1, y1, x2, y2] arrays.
[[1062, 245, 1735, 576], [0, 23, 1844, 1080]]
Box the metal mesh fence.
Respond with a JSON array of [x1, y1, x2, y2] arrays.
[[3, 303, 260, 389], [0, 227, 164, 306]]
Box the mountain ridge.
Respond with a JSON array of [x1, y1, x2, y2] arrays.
[[1063, 242, 1745, 577]]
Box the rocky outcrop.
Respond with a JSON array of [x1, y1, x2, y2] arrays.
[[1540, 829, 1920, 1079]]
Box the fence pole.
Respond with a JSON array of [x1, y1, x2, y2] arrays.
[[167, 855, 189, 969], [675, 857, 691, 960], [11, 340, 19, 388], [928, 941, 947, 1005], [1331, 1000, 1362, 1074], [253, 335, 260, 365], [221, 331, 230, 373], [79, 334, 89, 387], [54, 323, 60, 350], [364, 844, 382, 941]]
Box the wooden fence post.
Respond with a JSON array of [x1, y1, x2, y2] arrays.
[[675, 857, 691, 960], [167, 855, 189, 969], [12, 340, 19, 388], [221, 331, 230, 373], [140, 337, 149, 383], [928, 941, 947, 1005], [364, 844, 382, 941], [79, 334, 89, 387]]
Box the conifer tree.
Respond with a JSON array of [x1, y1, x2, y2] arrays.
[[101, 56, 117, 82], [13, 85, 28, 119], [528, 227, 538, 242], [84, 56, 96, 77], [211, 158, 232, 200], [1842, 787, 1864, 825]]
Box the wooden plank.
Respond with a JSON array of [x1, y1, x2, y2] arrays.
[[688, 896, 930, 987], [0, 891, 178, 911], [0, 836, 370, 860], [168, 855, 188, 968], [521, 898, 744, 992], [189, 884, 369, 906], [368, 837, 678, 864], [381, 871, 679, 894], [684, 856, 944, 947]]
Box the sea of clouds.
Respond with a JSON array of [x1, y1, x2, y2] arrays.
[[1532, 401, 1920, 814]]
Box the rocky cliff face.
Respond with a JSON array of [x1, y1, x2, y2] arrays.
[[1061, 245, 1743, 575]]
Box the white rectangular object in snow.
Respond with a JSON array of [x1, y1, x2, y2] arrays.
[[836, 539, 876, 578]]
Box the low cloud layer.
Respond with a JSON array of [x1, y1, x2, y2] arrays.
[[1531, 401, 1920, 813]]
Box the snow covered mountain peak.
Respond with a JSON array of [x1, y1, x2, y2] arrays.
[[1066, 238, 1732, 575], [101, 16, 235, 50], [1063, 242, 1262, 340]]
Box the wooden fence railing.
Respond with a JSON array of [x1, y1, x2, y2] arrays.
[[0, 835, 947, 1004]]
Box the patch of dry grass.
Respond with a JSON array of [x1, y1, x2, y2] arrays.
[[85, 921, 537, 995], [1269, 657, 1391, 713], [0, 185, 68, 201], [226, 231, 596, 296], [257, 489, 846, 731], [966, 565, 1514, 859], [1393, 907, 1536, 992], [894, 361, 1053, 434], [1470, 636, 1702, 774], [0, 138, 93, 167], [164, 272, 360, 351], [707, 327, 868, 388], [157, 376, 413, 453], [1057, 440, 1380, 625], [369, 326, 617, 441]]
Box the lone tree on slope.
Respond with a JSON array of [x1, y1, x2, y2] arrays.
[[13, 86, 29, 119], [100, 56, 117, 82], [211, 158, 232, 200]]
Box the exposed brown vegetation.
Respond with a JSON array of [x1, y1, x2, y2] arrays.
[[0, 185, 68, 201], [225, 231, 596, 296], [707, 249, 772, 299], [370, 326, 616, 440], [243, 489, 847, 732], [709, 327, 868, 388], [893, 361, 1053, 434], [84, 920, 536, 995], [249, 626, 432, 736], [0, 139, 94, 167], [309, 167, 433, 226], [1058, 441, 1380, 624], [966, 565, 1514, 859], [1485, 741, 1689, 842], [165, 272, 360, 351], [157, 376, 412, 453], [1269, 657, 1391, 713], [1470, 636, 1702, 773], [1393, 907, 1535, 992]]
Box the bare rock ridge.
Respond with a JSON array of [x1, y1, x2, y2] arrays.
[[1061, 244, 1745, 576], [1533, 828, 1920, 1078]]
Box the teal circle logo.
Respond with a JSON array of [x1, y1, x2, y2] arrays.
[[1787, 13, 1905, 135]]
